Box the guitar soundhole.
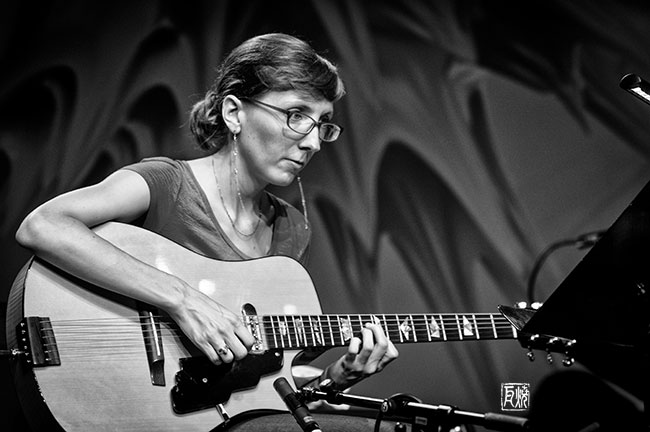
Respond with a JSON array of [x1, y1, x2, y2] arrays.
[[171, 350, 284, 414]]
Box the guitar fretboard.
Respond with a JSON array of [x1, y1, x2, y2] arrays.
[[253, 313, 516, 350]]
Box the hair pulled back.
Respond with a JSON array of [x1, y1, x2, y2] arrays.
[[189, 33, 346, 152]]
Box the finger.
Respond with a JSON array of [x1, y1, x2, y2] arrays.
[[234, 321, 257, 350], [224, 322, 255, 360], [198, 341, 223, 365], [363, 324, 391, 372], [352, 327, 375, 365], [215, 341, 235, 363], [365, 323, 389, 349], [344, 336, 362, 363], [377, 341, 399, 371], [205, 330, 234, 363], [224, 336, 250, 361]]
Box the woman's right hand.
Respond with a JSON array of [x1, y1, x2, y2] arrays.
[[168, 284, 257, 364], [15, 169, 255, 365]]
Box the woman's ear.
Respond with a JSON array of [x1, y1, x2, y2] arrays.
[[221, 95, 242, 134]]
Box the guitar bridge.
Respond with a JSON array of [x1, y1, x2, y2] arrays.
[[17, 317, 61, 367]]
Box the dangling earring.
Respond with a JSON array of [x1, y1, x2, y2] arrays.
[[297, 176, 309, 231], [212, 131, 261, 238]]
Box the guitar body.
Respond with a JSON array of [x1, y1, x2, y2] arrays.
[[6, 222, 322, 431]]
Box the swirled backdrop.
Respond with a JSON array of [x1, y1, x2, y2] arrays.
[[1, 0, 648, 429]]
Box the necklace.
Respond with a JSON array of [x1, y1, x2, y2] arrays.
[[212, 155, 261, 238]]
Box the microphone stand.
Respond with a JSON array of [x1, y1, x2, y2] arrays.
[[300, 387, 530, 432]]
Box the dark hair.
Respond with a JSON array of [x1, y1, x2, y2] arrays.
[[189, 33, 346, 151]]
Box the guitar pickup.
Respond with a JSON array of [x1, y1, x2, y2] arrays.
[[17, 317, 61, 367]]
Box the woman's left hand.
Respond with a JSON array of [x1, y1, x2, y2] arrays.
[[327, 323, 399, 388]]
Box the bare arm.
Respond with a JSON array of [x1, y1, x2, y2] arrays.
[[15, 170, 255, 363]]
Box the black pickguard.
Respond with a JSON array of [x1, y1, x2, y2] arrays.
[[171, 350, 284, 414]]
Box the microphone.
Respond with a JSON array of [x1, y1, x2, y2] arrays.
[[273, 377, 322, 432], [620, 73, 650, 106]]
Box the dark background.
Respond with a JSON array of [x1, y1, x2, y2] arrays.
[[2, 1, 648, 430]]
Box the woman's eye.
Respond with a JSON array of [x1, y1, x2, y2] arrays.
[[289, 111, 307, 122]]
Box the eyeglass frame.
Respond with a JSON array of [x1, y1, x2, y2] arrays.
[[239, 97, 344, 142]]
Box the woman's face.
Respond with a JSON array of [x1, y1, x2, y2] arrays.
[[237, 90, 335, 188]]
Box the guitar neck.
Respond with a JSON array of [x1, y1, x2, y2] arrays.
[[255, 313, 516, 350]]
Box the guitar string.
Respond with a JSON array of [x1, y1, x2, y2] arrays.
[[41, 314, 517, 356], [46, 312, 514, 325], [44, 315, 516, 332], [44, 320, 515, 338]]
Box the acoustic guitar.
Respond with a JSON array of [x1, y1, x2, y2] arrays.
[[5, 222, 519, 431]]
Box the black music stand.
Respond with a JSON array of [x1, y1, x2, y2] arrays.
[[520, 179, 649, 399]]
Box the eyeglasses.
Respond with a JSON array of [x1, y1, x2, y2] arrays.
[[240, 97, 343, 142]]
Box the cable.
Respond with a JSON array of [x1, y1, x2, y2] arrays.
[[527, 230, 606, 304]]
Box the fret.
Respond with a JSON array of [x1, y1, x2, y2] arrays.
[[268, 316, 277, 349], [361, 314, 370, 333], [299, 316, 306, 347], [356, 314, 364, 335], [472, 314, 481, 340], [336, 315, 350, 345], [302, 315, 310, 347], [396, 314, 403, 342], [482, 314, 499, 340], [393, 314, 400, 342], [474, 314, 489, 340], [258, 311, 515, 350], [370, 314, 381, 328], [354, 314, 364, 337], [410, 315, 417, 342], [356, 315, 362, 338], [460, 315, 473, 339], [362, 314, 376, 333], [272, 316, 283, 349], [326, 315, 335, 346], [495, 316, 514, 339], [398, 315, 413, 341], [320, 315, 327, 346], [303, 317, 310, 346], [298, 316, 308, 347], [414, 315, 429, 342], [382, 314, 390, 342], [463, 315, 476, 338], [424, 314, 431, 341], [293, 316, 304, 347], [306, 316, 314, 346], [383, 315, 392, 342], [462, 315, 472, 339], [266, 316, 273, 349], [282, 316, 291, 348], [313, 316, 322, 346], [438, 315, 447, 340], [426, 315, 440, 340], [343, 315, 354, 344], [278, 316, 291, 348], [442, 314, 458, 341], [263, 316, 272, 348], [334, 316, 341, 345]]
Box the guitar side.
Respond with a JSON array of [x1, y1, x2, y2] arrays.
[[6, 222, 322, 432]]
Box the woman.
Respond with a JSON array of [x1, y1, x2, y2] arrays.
[[16, 33, 398, 429]]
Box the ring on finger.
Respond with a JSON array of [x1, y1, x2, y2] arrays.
[[217, 345, 230, 356]]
